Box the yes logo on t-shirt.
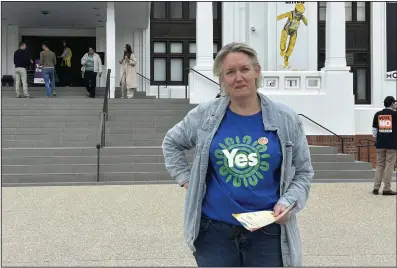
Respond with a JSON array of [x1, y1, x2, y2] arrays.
[[214, 135, 270, 188]]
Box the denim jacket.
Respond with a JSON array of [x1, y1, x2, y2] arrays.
[[162, 93, 314, 267]]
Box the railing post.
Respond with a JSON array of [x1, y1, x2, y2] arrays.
[[96, 143, 101, 182], [358, 147, 361, 161], [341, 139, 344, 154], [157, 85, 160, 99], [367, 142, 370, 163]]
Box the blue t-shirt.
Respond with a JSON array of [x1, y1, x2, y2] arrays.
[[202, 108, 282, 226]]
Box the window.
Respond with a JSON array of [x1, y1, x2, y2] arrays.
[[355, 68, 367, 101], [170, 2, 183, 19], [153, 58, 166, 82], [319, 2, 326, 21], [356, 2, 366, 21], [150, 2, 222, 86], [345, 2, 353, 21], [318, 2, 369, 22], [153, 2, 166, 18]]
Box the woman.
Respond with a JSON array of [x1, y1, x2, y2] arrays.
[[119, 44, 137, 99], [58, 40, 72, 86], [162, 42, 314, 267], [81, 47, 103, 98]]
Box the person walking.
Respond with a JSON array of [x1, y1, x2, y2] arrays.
[[119, 44, 137, 99], [81, 47, 102, 98], [14, 42, 33, 98], [40, 41, 57, 98], [162, 42, 314, 267], [58, 40, 72, 87], [372, 96, 397, 195]]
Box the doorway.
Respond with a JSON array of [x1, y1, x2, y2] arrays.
[[22, 36, 96, 87]]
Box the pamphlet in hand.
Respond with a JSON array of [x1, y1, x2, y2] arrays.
[[232, 201, 297, 232]]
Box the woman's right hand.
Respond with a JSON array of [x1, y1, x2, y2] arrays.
[[183, 182, 189, 190], [119, 59, 123, 64]]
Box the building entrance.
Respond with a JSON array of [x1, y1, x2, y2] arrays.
[[22, 36, 96, 87]]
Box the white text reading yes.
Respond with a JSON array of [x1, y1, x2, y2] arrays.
[[222, 149, 258, 168]]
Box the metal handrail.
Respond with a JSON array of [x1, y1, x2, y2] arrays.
[[136, 72, 165, 99], [96, 112, 105, 182], [137, 72, 150, 82], [137, 72, 150, 94], [298, 114, 353, 154], [185, 67, 220, 99], [96, 69, 111, 182]]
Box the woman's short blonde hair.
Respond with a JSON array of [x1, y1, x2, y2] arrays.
[[213, 42, 263, 96]]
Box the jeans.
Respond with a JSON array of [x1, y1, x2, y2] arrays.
[[42, 68, 55, 97], [193, 215, 283, 267]]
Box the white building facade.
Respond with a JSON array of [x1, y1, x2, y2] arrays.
[[1, 1, 396, 140]]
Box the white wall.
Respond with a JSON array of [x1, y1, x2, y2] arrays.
[[2, 25, 19, 76]]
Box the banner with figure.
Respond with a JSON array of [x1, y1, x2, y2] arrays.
[[386, 2, 397, 80], [33, 59, 44, 84], [276, 2, 308, 70]]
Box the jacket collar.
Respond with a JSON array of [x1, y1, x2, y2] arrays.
[[215, 93, 279, 131]]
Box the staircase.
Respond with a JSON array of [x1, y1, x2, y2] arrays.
[[1, 86, 155, 99], [2, 92, 380, 187]]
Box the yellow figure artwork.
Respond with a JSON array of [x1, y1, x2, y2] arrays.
[[277, 3, 308, 67]]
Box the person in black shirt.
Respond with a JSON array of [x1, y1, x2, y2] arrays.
[[371, 96, 397, 195], [14, 42, 33, 98]]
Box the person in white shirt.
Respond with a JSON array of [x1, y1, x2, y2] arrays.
[[81, 47, 102, 98]]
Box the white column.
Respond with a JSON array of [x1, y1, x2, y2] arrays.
[[321, 2, 354, 135], [190, 2, 216, 103], [106, 2, 116, 98], [306, 3, 318, 71], [236, 2, 249, 43], [266, 2, 277, 71], [323, 2, 349, 71], [195, 2, 214, 68], [222, 2, 249, 45], [370, 2, 384, 107], [96, 27, 106, 87], [1, 24, 8, 78], [6, 25, 19, 76]]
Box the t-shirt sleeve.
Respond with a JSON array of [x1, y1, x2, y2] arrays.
[[372, 112, 378, 128]]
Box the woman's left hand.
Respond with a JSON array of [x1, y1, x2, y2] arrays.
[[273, 203, 290, 224]]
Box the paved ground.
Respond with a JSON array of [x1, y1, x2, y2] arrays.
[[2, 182, 396, 267]]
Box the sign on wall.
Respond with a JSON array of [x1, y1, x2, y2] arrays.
[[33, 60, 44, 84], [276, 1, 308, 71], [386, 2, 397, 80]]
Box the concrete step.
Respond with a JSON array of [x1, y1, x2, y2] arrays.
[[0, 146, 351, 159], [1, 170, 378, 185], [1, 155, 194, 165], [2, 109, 188, 116], [2, 161, 375, 174], [311, 161, 373, 170], [1, 152, 356, 165], [1, 147, 194, 157], [1, 127, 171, 135], [309, 154, 355, 162], [308, 146, 338, 155], [2, 140, 97, 148]]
